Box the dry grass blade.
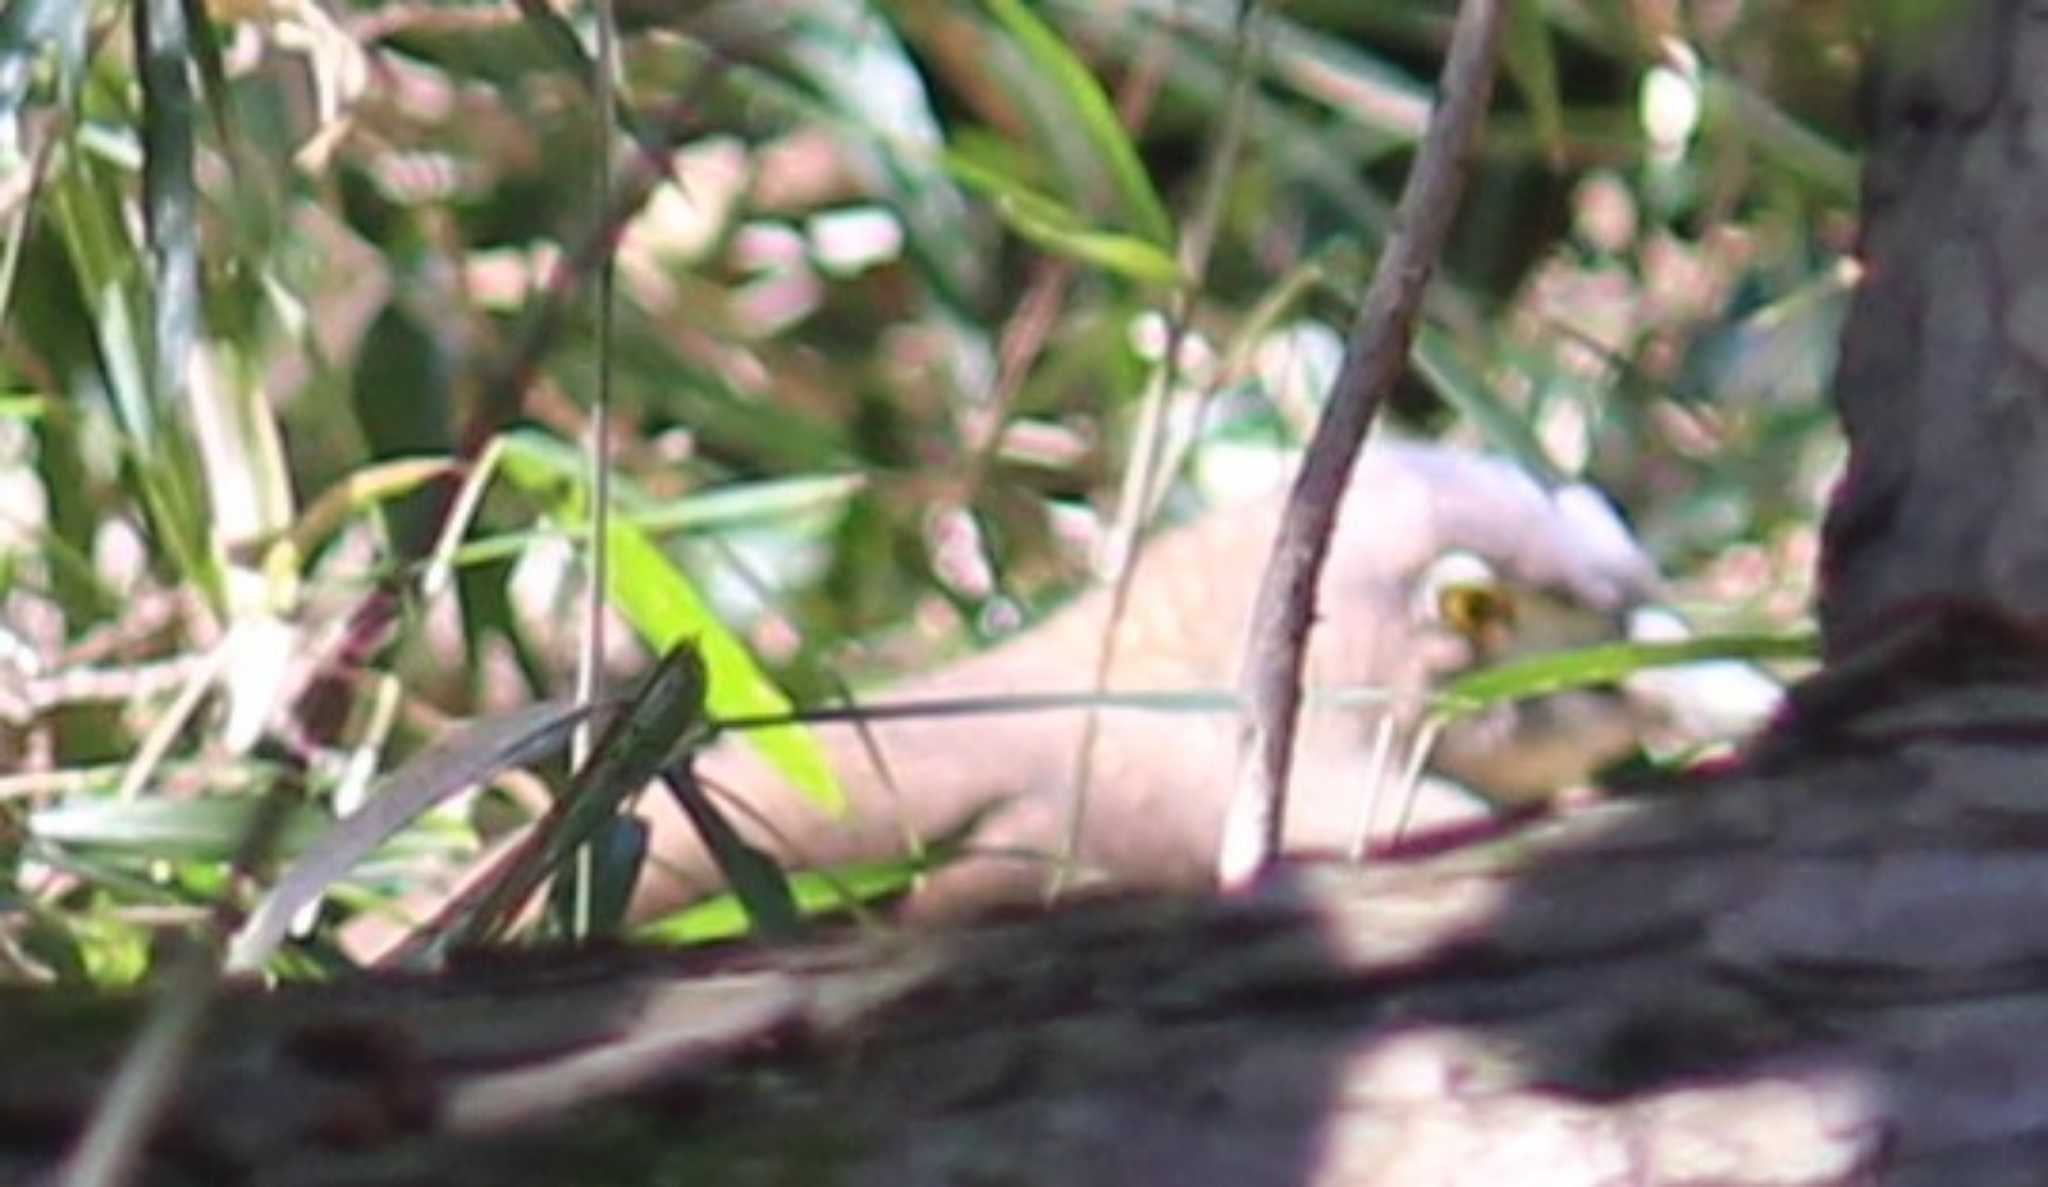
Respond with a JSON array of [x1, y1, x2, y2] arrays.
[[225, 697, 598, 972]]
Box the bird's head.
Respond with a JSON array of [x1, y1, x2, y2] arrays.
[[1315, 441, 1775, 808]]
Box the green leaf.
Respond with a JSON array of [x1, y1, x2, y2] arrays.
[[497, 432, 843, 814], [67, 909, 152, 988], [983, 0, 1174, 247], [545, 814, 649, 939], [945, 151, 1183, 285], [451, 645, 714, 947], [31, 797, 333, 863], [47, 130, 219, 603], [46, 142, 150, 433], [635, 809, 993, 945], [602, 518, 841, 807], [660, 762, 800, 941], [435, 471, 865, 575], [139, 0, 202, 434], [353, 305, 458, 559], [636, 850, 944, 945], [1438, 631, 1816, 714], [270, 455, 460, 578]]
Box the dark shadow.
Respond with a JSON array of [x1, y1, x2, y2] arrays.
[[0, 746, 1935, 1186]]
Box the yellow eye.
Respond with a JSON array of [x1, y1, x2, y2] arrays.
[[1439, 582, 1516, 640], [1415, 551, 1516, 645]]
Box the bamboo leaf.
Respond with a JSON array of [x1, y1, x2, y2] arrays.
[[32, 797, 332, 863], [984, 0, 1173, 246], [1437, 631, 1815, 714], [945, 151, 1182, 285], [660, 761, 800, 940], [498, 432, 844, 814], [457, 643, 709, 944]]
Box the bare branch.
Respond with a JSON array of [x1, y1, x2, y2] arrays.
[[1219, 0, 1508, 888]]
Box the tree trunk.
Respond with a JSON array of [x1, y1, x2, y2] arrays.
[[10, 3, 2044, 1185]]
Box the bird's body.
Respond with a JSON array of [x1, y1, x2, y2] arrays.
[[630, 439, 1700, 922]]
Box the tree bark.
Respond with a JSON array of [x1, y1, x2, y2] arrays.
[[1819, 0, 2048, 649], [10, 761, 2048, 1187]]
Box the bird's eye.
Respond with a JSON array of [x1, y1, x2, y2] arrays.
[[1439, 582, 1516, 639], [1415, 551, 1516, 644]]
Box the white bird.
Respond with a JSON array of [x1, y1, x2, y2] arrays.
[[628, 439, 1781, 922]]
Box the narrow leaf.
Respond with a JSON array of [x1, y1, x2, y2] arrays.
[[661, 761, 800, 940], [457, 643, 709, 944], [945, 152, 1182, 285], [498, 432, 843, 812], [31, 798, 331, 863], [544, 813, 649, 939], [983, 0, 1174, 245], [1437, 631, 1816, 713]]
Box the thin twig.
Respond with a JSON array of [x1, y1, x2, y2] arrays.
[[1, 653, 214, 724], [1218, 0, 1507, 890], [568, 0, 624, 938]]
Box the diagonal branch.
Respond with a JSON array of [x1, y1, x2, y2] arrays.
[[1219, 0, 1509, 888]]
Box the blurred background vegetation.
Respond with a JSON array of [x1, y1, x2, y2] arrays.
[[0, 0, 1853, 986]]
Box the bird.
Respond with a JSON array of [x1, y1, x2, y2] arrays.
[[626, 437, 1777, 923]]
